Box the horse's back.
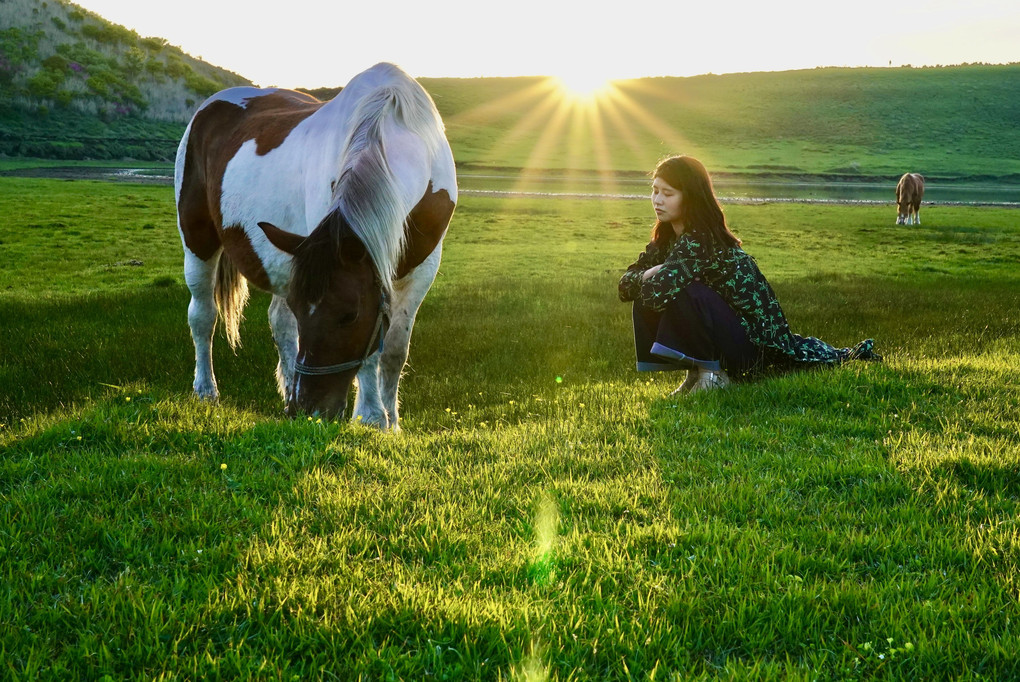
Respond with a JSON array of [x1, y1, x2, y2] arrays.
[[911, 173, 925, 201], [176, 63, 455, 286], [897, 172, 924, 202], [177, 87, 324, 188]]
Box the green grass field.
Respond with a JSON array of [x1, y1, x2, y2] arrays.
[[2, 177, 1019, 679]]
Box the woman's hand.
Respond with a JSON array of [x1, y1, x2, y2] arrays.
[[641, 265, 663, 281]]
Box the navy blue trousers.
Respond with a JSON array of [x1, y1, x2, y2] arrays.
[[632, 283, 763, 375]]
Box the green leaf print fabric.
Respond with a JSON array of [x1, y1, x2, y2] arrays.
[[619, 235, 877, 364]]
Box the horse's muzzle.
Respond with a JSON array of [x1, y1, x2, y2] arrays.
[[285, 373, 356, 421]]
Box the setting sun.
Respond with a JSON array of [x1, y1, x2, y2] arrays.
[[553, 74, 614, 102]]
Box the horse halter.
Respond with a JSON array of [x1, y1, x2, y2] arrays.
[[293, 288, 390, 377]]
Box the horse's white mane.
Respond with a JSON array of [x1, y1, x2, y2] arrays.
[[331, 63, 446, 289]]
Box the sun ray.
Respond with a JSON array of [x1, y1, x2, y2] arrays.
[[594, 91, 652, 175], [446, 78, 558, 126], [564, 102, 589, 186], [615, 77, 693, 107], [607, 86, 692, 156], [580, 101, 640, 225], [583, 101, 621, 194], [482, 83, 565, 170], [513, 95, 575, 192], [447, 78, 561, 175], [611, 79, 724, 167], [449, 72, 708, 203]]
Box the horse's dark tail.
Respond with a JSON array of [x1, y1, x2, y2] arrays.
[[215, 255, 249, 351]]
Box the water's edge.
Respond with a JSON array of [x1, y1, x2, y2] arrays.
[[4, 166, 1019, 206]]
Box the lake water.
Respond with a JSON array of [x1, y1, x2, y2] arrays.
[[713, 179, 1020, 205], [457, 173, 1020, 206], [6, 166, 1019, 205]]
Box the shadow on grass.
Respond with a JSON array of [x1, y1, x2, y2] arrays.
[[0, 285, 287, 424], [647, 355, 1018, 522], [937, 459, 1020, 497], [4, 270, 1019, 428], [2, 390, 477, 677], [1, 388, 551, 678]]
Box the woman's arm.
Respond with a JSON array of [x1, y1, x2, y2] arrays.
[[638, 237, 700, 311], [642, 264, 663, 280], [618, 241, 668, 302]]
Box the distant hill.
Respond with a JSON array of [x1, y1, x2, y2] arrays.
[[0, 0, 250, 160], [1, 1, 1018, 178], [419, 64, 1020, 181]]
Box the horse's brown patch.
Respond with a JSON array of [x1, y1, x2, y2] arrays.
[[177, 156, 220, 260], [397, 183, 456, 278], [222, 225, 272, 291], [177, 90, 323, 263], [244, 91, 323, 155]]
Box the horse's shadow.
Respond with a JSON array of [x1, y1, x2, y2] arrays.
[[0, 285, 285, 425]]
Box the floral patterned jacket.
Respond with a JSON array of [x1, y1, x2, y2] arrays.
[[619, 234, 876, 364]]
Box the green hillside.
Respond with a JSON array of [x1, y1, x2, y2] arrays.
[[420, 64, 1020, 180], [0, 0, 250, 160]]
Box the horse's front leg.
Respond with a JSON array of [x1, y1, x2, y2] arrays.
[[378, 244, 444, 431], [268, 294, 298, 403], [184, 249, 221, 400], [353, 355, 388, 429]]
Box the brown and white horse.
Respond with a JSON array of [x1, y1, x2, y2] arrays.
[[895, 172, 924, 225], [175, 63, 456, 429]]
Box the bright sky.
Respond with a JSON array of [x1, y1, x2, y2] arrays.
[[71, 0, 1020, 89]]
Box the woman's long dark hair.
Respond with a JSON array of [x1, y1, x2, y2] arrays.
[[651, 155, 741, 250]]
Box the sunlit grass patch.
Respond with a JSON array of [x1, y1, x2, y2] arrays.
[[2, 184, 1020, 678]]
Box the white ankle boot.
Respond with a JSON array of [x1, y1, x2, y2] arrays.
[[691, 369, 731, 393], [670, 369, 700, 396]]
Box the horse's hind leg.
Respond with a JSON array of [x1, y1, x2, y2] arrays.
[[268, 295, 298, 402], [184, 248, 221, 400]]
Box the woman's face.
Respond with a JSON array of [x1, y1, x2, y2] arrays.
[[651, 176, 683, 226]]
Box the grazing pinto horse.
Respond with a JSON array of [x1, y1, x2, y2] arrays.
[[895, 173, 924, 225], [175, 63, 456, 429]]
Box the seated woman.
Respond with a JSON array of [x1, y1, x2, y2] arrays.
[[619, 155, 878, 394]]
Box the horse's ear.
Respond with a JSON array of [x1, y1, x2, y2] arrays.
[[257, 221, 306, 255]]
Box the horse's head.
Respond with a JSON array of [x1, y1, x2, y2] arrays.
[[258, 218, 388, 420]]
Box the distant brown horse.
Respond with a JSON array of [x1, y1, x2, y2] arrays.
[[895, 173, 924, 225]]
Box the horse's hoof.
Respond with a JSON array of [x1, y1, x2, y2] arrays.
[[193, 387, 219, 402], [353, 412, 390, 430]]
